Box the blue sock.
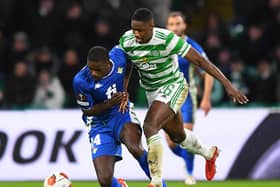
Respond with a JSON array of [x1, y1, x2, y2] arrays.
[[137, 151, 168, 187], [111, 177, 121, 187], [171, 145, 194, 175]]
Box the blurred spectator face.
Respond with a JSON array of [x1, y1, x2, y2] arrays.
[[208, 13, 219, 30], [275, 45, 280, 60], [231, 59, 244, 73], [166, 15, 186, 37], [248, 25, 263, 41], [38, 70, 50, 86], [218, 49, 231, 63], [39, 0, 54, 16], [14, 61, 28, 77], [257, 60, 272, 79], [67, 4, 81, 20], [95, 20, 110, 36], [13, 32, 28, 52], [64, 49, 78, 66], [37, 48, 51, 63], [206, 33, 221, 48], [269, 0, 280, 9]]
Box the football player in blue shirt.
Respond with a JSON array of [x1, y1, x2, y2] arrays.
[[73, 46, 167, 187], [166, 11, 214, 185]]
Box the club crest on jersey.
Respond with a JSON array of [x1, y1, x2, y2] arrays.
[[117, 67, 123, 74]]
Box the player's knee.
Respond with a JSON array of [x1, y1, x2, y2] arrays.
[[143, 122, 159, 137], [169, 132, 186, 144], [127, 144, 144, 158], [97, 173, 113, 187]]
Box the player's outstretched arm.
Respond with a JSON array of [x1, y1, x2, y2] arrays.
[[200, 73, 213, 116], [82, 93, 126, 116], [184, 47, 248, 104]]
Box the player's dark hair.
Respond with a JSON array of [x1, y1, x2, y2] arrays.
[[168, 11, 186, 22], [87, 46, 109, 63], [132, 8, 153, 22]]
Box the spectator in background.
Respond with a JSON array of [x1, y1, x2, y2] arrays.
[[216, 48, 232, 78], [230, 57, 250, 98], [33, 69, 65, 109], [60, 1, 89, 58], [0, 24, 8, 77], [202, 12, 230, 45], [6, 32, 30, 74], [89, 18, 116, 50], [58, 49, 81, 108], [252, 59, 278, 105], [28, 0, 62, 50], [4, 61, 35, 109], [203, 33, 222, 63], [32, 46, 59, 76], [237, 23, 269, 66]]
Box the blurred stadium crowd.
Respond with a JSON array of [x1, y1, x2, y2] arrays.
[[0, 0, 279, 109]]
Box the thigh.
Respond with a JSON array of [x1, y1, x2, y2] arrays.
[[120, 122, 144, 158], [144, 100, 175, 138]]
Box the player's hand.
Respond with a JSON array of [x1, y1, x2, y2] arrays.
[[119, 92, 129, 113], [225, 84, 249, 104], [200, 98, 211, 116], [108, 93, 125, 106]]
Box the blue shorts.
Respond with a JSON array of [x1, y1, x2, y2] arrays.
[[87, 109, 140, 161], [181, 91, 196, 123]]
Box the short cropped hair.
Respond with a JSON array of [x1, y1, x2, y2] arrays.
[[87, 46, 109, 63], [132, 8, 153, 22], [168, 11, 186, 22]]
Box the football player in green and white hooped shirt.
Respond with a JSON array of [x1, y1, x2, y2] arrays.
[[119, 8, 248, 187]]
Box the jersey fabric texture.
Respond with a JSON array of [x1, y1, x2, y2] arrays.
[[180, 36, 208, 123], [119, 27, 191, 91], [73, 46, 140, 161], [119, 27, 190, 112]]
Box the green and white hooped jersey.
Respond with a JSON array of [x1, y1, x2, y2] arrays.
[[119, 27, 191, 91]]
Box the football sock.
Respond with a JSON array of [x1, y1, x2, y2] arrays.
[[147, 133, 163, 186], [137, 150, 167, 187], [111, 177, 121, 187], [180, 128, 210, 159], [171, 145, 194, 175]]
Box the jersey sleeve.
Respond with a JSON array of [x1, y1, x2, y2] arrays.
[[109, 45, 127, 69], [73, 77, 94, 110], [166, 32, 191, 57]]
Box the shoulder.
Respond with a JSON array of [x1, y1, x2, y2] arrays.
[[109, 45, 127, 66], [73, 66, 92, 90], [187, 37, 206, 55]]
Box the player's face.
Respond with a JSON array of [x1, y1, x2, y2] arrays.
[[166, 16, 186, 37], [131, 20, 154, 43], [88, 61, 111, 81]]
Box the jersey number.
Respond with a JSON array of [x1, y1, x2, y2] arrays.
[[92, 134, 101, 145]]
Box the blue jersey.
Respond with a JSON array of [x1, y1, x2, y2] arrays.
[[178, 36, 207, 83], [73, 46, 127, 124], [73, 46, 140, 161], [179, 37, 208, 123]]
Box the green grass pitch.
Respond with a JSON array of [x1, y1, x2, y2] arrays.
[[1, 180, 280, 187]]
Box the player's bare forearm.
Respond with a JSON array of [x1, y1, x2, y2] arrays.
[[83, 93, 125, 116], [185, 47, 232, 89], [124, 61, 134, 91], [185, 47, 248, 104], [82, 102, 112, 116], [200, 73, 213, 115], [202, 73, 214, 100]]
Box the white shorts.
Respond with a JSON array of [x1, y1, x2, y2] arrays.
[[145, 80, 188, 113]]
